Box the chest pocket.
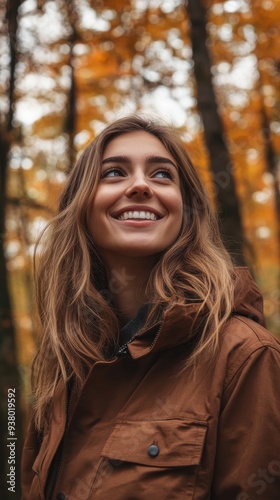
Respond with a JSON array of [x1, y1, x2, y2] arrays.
[[91, 418, 207, 500]]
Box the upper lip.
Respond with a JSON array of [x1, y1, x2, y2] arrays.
[[111, 205, 164, 219]]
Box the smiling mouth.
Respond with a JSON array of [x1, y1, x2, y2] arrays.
[[115, 211, 161, 221]]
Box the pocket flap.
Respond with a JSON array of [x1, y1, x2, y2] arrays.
[[101, 418, 207, 467]]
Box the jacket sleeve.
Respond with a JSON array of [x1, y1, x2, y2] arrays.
[[21, 413, 41, 499], [212, 343, 280, 499]]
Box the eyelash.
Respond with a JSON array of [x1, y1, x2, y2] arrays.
[[101, 167, 175, 180], [101, 167, 123, 178]]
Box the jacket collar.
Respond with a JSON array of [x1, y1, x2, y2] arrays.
[[128, 267, 265, 359], [128, 302, 203, 359]]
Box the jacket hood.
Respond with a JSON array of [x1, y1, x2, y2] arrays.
[[128, 267, 265, 359], [232, 267, 265, 325]]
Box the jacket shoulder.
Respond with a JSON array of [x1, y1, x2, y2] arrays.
[[223, 314, 280, 349], [219, 315, 280, 390]]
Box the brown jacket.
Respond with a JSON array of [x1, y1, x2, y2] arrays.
[[21, 269, 280, 499]]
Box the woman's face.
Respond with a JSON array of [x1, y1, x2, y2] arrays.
[[88, 131, 183, 262]]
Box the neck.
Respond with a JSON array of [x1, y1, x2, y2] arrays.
[[102, 255, 156, 325]]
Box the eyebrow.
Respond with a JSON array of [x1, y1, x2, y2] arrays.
[[101, 155, 178, 170]]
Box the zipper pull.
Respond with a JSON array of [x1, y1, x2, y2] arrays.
[[117, 344, 128, 355]]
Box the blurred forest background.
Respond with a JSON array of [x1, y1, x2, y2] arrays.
[[1, 0, 280, 495]]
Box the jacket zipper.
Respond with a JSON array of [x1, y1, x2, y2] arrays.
[[48, 380, 71, 499], [118, 322, 164, 355], [149, 322, 164, 351]]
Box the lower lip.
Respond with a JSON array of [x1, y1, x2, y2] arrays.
[[112, 218, 162, 226]]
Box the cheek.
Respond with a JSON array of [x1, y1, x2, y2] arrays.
[[90, 190, 109, 219], [170, 192, 184, 234], [168, 191, 183, 218]]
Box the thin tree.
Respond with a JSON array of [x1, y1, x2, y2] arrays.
[[0, 0, 23, 495], [257, 81, 280, 308], [185, 0, 246, 265], [63, 0, 78, 172], [259, 97, 280, 252]]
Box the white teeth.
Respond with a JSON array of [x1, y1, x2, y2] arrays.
[[117, 211, 158, 220]]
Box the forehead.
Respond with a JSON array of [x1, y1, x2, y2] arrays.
[[102, 130, 174, 160]]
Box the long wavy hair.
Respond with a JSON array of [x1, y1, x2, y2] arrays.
[[32, 115, 236, 431]]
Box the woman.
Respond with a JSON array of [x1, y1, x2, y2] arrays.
[[21, 115, 280, 499]]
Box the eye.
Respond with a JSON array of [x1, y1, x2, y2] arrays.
[[153, 168, 174, 179], [101, 167, 125, 178]]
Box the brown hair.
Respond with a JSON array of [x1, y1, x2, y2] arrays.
[[32, 115, 235, 431]]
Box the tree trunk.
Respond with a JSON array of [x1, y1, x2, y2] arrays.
[[0, 0, 23, 496], [64, 0, 78, 172], [186, 0, 246, 265], [260, 104, 280, 249]]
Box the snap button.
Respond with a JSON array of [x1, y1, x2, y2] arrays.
[[56, 493, 67, 500], [147, 444, 159, 457]]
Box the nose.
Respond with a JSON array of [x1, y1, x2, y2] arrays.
[[125, 173, 153, 198]]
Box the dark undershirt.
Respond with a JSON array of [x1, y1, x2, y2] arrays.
[[118, 303, 150, 349]]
